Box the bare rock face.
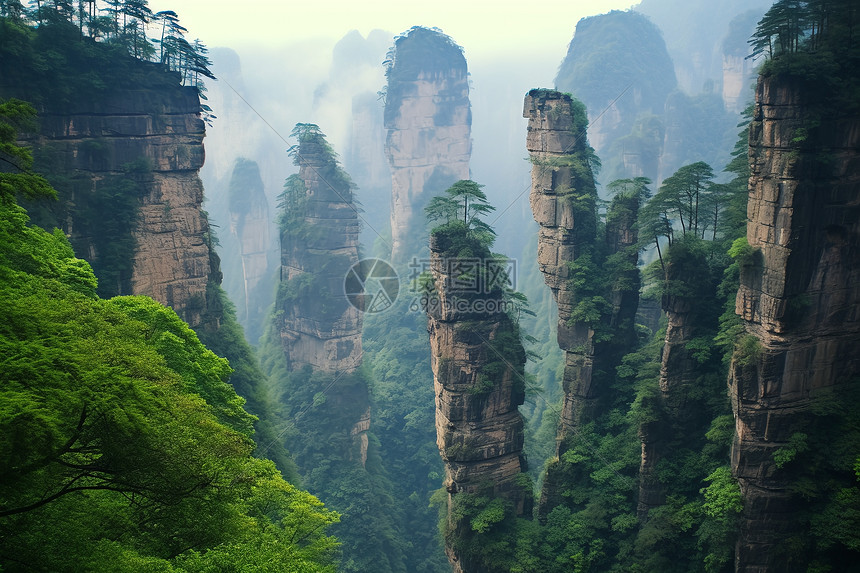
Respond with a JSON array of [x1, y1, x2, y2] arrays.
[[730, 76, 860, 571], [384, 27, 471, 262], [426, 231, 529, 571], [523, 89, 600, 444], [32, 86, 212, 326], [276, 130, 362, 373]]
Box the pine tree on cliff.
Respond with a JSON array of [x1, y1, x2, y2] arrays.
[[423, 179, 534, 572]]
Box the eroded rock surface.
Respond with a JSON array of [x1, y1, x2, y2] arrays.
[[275, 131, 362, 373], [730, 75, 860, 572], [426, 231, 529, 571], [523, 89, 600, 445], [32, 86, 212, 325]]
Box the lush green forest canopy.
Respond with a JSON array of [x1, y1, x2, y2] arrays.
[[555, 11, 677, 120], [0, 100, 339, 571]]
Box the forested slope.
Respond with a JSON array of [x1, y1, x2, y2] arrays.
[[0, 100, 339, 571]]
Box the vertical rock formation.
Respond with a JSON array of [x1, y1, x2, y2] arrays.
[[637, 238, 716, 518], [274, 126, 362, 373], [226, 158, 272, 343], [722, 53, 754, 114], [265, 127, 415, 571], [347, 90, 392, 248], [384, 27, 471, 262], [26, 85, 213, 326], [524, 90, 642, 516], [523, 90, 600, 449], [730, 75, 860, 571], [426, 227, 529, 572]]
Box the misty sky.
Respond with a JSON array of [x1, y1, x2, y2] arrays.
[[148, 0, 640, 57]]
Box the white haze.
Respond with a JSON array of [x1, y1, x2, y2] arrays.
[[163, 0, 652, 315], [152, 0, 640, 185]]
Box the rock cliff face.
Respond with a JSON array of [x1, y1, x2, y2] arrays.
[[426, 230, 529, 572], [274, 130, 362, 373], [384, 27, 471, 262], [730, 76, 860, 572], [31, 85, 212, 326], [523, 90, 601, 449]]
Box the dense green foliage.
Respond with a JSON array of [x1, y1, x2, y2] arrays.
[[258, 323, 419, 572], [0, 113, 339, 570], [259, 125, 438, 572], [196, 279, 300, 483], [0, 98, 54, 202], [383, 26, 465, 83], [363, 296, 451, 572], [751, 0, 860, 110], [0, 1, 212, 90]]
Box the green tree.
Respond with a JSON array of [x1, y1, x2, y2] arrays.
[[0, 97, 339, 572], [424, 179, 496, 245], [0, 99, 55, 203], [657, 161, 715, 239]]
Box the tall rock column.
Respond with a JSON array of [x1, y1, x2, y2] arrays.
[[226, 158, 273, 344], [637, 239, 715, 518], [275, 126, 362, 373], [524, 90, 643, 516], [384, 26, 471, 262], [730, 76, 860, 572], [523, 89, 600, 449], [426, 228, 530, 573]]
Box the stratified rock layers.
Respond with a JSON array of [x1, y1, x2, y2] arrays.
[[426, 231, 528, 572], [384, 27, 471, 261], [33, 86, 212, 325], [276, 133, 362, 373], [523, 90, 600, 447], [730, 76, 860, 571]]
